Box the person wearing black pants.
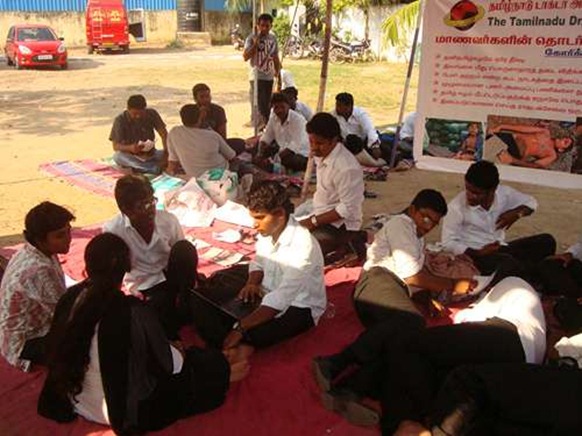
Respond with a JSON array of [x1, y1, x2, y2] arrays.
[[441, 160, 556, 282], [193, 182, 326, 354], [423, 363, 582, 436], [314, 277, 546, 431]]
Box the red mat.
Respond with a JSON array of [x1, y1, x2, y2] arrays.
[[0, 226, 380, 436]]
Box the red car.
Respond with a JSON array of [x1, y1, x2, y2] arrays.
[[4, 24, 68, 70]]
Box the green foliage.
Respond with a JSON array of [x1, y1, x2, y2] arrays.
[[224, 0, 251, 13], [272, 13, 292, 48], [381, 0, 419, 48], [165, 38, 184, 49]]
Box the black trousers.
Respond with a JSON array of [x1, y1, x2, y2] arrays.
[[137, 347, 230, 433], [19, 335, 48, 365], [311, 224, 367, 261], [379, 318, 525, 435], [256, 142, 308, 172], [429, 363, 582, 436], [141, 240, 198, 340], [250, 79, 274, 122], [190, 265, 315, 348], [469, 233, 556, 280], [334, 268, 426, 398], [538, 257, 582, 298]]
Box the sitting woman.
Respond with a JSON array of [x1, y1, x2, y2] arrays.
[[454, 122, 483, 161], [38, 233, 248, 434], [0, 201, 75, 371]]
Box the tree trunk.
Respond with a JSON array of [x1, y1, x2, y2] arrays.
[[302, 0, 333, 200]]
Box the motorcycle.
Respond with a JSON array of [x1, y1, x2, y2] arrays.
[[230, 24, 244, 51], [283, 35, 304, 60], [329, 37, 375, 64]]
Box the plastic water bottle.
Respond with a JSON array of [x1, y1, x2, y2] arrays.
[[272, 153, 283, 175]]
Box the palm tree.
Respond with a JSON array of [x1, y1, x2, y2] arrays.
[[381, 0, 419, 47]]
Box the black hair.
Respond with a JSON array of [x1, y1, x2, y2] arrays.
[[335, 92, 354, 106], [23, 201, 75, 246], [127, 94, 147, 110], [465, 160, 499, 190], [192, 83, 210, 100], [281, 86, 298, 98], [180, 104, 200, 127], [271, 92, 289, 106], [46, 232, 131, 401], [411, 189, 448, 216], [306, 112, 341, 140], [247, 180, 294, 216], [114, 174, 154, 212], [258, 13, 273, 23]]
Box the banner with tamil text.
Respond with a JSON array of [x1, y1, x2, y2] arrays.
[[415, 0, 582, 189]]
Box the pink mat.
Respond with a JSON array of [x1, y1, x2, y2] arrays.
[[38, 159, 126, 198]]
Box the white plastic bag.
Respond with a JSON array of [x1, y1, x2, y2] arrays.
[[197, 168, 239, 206], [164, 178, 216, 227]]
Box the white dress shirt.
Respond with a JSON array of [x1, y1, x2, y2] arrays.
[[441, 185, 538, 255], [399, 111, 417, 140], [261, 110, 309, 157], [332, 106, 379, 147], [363, 214, 425, 281], [103, 211, 184, 294], [567, 232, 582, 260], [250, 216, 327, 323], [295, 101, 313, 121], [313, 143, 364, 231], [454, 277, 546, 364]]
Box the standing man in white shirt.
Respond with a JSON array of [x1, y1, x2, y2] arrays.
[[255, 93, 310, 172], [103, 175, 198, 339], [441, 160, 556, 279], [331, 92, 386, 167], [166, 104, 237, 179], [214, 181, 326, 352], [299, 112, 366, 260]]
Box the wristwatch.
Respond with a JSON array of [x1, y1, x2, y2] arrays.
[[310, 215, 318, 227], [232, 321, 245, 334]]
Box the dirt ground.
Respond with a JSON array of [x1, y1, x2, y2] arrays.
[[0, 46, 580, 251]]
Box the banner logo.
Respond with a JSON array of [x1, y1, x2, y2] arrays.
[[443, 0, 485, 31]]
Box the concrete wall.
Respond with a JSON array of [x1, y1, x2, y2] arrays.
[[0, 10, 257, 47], [203, 11, 252, 45], [0, 10, 177, 48]]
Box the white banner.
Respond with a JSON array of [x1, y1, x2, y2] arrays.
[[415, 0, 582, 189]]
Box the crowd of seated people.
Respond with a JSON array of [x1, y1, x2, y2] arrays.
[[1, 74, 581, 435]]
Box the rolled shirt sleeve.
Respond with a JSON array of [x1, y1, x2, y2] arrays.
[[357, 109, 379, 146]]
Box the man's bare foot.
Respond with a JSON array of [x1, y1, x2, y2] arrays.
[[229, 359, 250, 382], [394, 420, 431, 436]]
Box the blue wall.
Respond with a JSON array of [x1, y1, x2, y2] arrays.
[[0, 0, 182, 12]]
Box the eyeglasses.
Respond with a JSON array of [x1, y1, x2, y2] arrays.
[[132, 196, 157, 212]]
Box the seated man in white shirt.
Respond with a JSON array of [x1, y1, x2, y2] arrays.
[[103, 174, 198, 339], [192, 181, 326, 353], [255, 92, 310, 172], [299, 112, 366, 262], [332, 92, 386, 167], [441, 160, 556, 280], [281, 86, 313, 121], [166, 104, 237, 179]]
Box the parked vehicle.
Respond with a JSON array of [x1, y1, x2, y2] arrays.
[[4, 24, 68, 70], [86, 0, 130, 54], [304, 37, 323, 60], [283, 35, 304, 60], [329, 37, 374, 64], [230, 24, 244, 50]]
